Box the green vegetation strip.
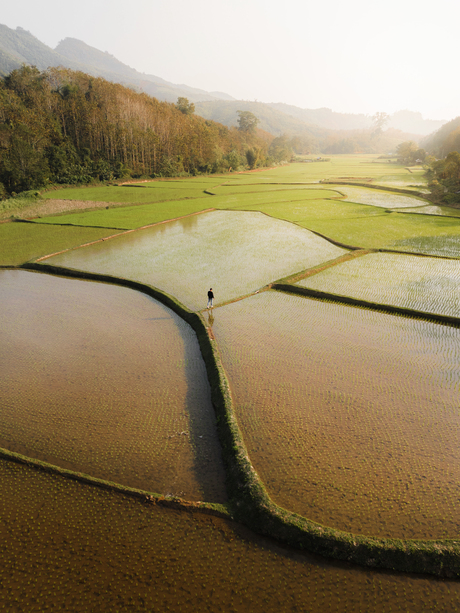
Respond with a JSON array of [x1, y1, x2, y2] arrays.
[[0, 222, 119, 266], [0, 446, 230, 519], [0, 447, 232, 519], [18, 262, 460, 577], [272, 283, 460, 328]]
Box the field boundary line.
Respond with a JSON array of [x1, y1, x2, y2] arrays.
[[272, 251, 372, 285], [15, 263, 460, 577], [0, 446, 231, 520], [272, 284, 460, 327]]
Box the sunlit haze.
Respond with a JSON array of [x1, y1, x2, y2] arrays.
[[2, 0, 459, 121]]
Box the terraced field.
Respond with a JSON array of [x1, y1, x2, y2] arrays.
[[299, 212, 460, 256], [394, 205, 460, 217], [297, 252, 460, 317], [0, 269, 226, 501], [2, 458, 458, 613], [333, 186, 427, 209], [2, 155, 460, 611], [44, 210, 347, 310], [0, 222, 118, 266], [212, 290, 460, 539]]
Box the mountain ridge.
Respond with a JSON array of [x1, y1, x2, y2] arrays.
[[0, 23, 447, 136]]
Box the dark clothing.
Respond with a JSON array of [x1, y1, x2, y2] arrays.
[[207, 290, 214, 300]]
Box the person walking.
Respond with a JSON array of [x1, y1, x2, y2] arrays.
[[207, 288, 214, 308]]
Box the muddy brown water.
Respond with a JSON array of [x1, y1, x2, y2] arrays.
[[212, 291, 460, 539], [1, 458, 459, 613], [0, 269, 226, 502]]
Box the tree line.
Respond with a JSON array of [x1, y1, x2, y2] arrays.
[[396, 114, 460, 206], [0, 66, 289, 198]]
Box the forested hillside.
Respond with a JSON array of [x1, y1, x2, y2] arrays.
[[0, 66, 272, 197], [422, 116, 460, 158], [420, 116, 460, 205]]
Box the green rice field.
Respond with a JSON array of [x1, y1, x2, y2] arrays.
[[35, 188, 342, 229], [43, 181, 215, 204], [44, 210, 347, 310], [0, 222, 119, 266], [35, 198, 216, 230], [0, 269, 226, 501], [212, 290, 460, 539], [297, 252, 460, 317], [300, 212, 460, 256]]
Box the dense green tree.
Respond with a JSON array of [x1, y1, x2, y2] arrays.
[[237, 110, 259, 133], [176, 97, 195, 115], [268, 135, 293, 162], [427, 151, 460, 204], [396, 141, 426, 165], [0, 66, 274, 196]]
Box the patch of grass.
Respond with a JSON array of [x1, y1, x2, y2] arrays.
[[297, 211, 460, 255], [42, 182, 213, 204], [34, 198, 215, 229], [0, 222, 118, 266], [228, 197, 385, 224], [0, 193, 43, 220]]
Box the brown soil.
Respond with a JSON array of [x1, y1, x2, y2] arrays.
[[1, 199, 127, 221]]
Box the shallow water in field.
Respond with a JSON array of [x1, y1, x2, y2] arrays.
[[1, 458, 460, 613], [394, 205, 460, 217], [46, 210, 347, 310], [298, 252, 460, 317], [212, 291, 460, 539], [0, 270, 226, 502], [337, 186, 428, 209]]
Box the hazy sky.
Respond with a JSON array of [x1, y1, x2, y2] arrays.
[[3, 0, 459, 120]]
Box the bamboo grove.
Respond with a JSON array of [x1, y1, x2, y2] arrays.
[[0, 66, 273, 196]]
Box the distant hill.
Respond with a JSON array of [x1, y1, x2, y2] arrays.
[[0, 23, 447, 138], [389, 110, 446, 137], [268, 105, 445, 136], [0, 24, 234, 103], [195, 100, 446, 137], [55, 37, 234, 103], [194, 100, 326, 139], [0, 24, 86, 74], [268, 103, 371, 131]]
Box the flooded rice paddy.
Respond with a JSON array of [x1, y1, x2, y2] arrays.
[[394, 205, 460, 217], [0, 269, 226, 502], [1, 458, 459, 613], [336, 186, 428, 209], [212, 291, 460, 539], [46, 210, 347, 310], [298, 252, 460, 317]]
